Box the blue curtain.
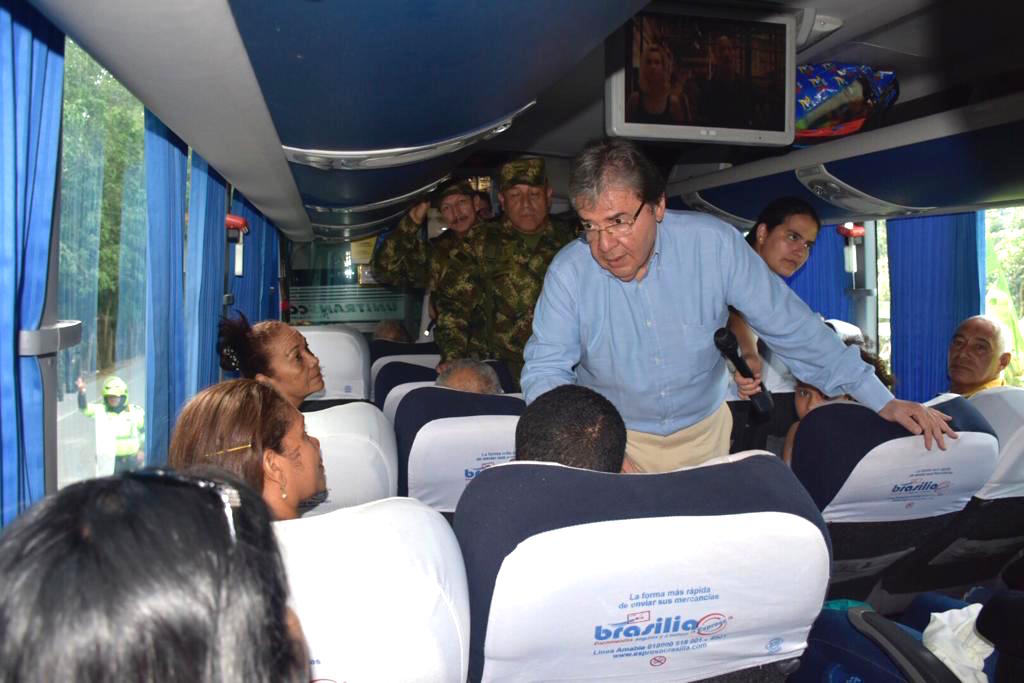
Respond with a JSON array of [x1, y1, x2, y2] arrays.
[[785, 223, 852, 322], [184, 154, 227, 397], [143, 111, 187, 465], [229, 194, 280, 322], [0, 1, 63, 524], [887, 212, 985, 401]]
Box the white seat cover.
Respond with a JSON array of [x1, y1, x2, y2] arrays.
[[370, 353, 441, 394], [408, 414, 518, 513], [302, 324, 371, 400], [969, 386, 1024, 500], [821, 433, 998, 523], [383, 381, 437, 424], [482, 512, 829, 682], [303, 402, 397, 512], [275, 498, 470, 683]]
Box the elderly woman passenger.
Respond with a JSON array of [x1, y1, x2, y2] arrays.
[[218, 314, 324, 408]]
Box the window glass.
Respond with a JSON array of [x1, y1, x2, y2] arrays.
[[984, 207, 1024, 387], [56, 40, 148, 486], [287, 241, 420, 333], [875, 219, 891, 365]]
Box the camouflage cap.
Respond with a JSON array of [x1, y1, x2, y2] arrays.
[[499, 158, 546, 191], [431, 180, 475, 209]]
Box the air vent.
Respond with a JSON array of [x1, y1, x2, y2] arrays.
[[796, 165, 934, 217]]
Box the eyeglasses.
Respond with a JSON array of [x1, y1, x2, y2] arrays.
[[128, 468, 242, 543], [579, 202, 645, 241]]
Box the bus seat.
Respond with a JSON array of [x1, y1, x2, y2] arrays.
[[275, 498, 469, 683], [370, 353, 441, 400], [790, 399, 999, 603], [373, 361, 438, 409], [301, 324, 370, 401], [394, 387, 523, 512], [877, 389, 1024, 595], [383, 380, 436, 424], [369, 338, 440, 365], [302, 402, 397, 514], [454, 454, 831, 683]]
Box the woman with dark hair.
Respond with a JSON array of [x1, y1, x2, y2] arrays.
[[0, 468, 308, 683], [218, 313, 324, 408], [729, 197, 822, 452], [169, 379, 327, 520]]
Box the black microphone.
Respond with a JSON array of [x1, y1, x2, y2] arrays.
[[714, 327, 774, 415]]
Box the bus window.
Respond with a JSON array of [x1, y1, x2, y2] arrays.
[[56, 41, 149, 487], [985, 207, 1024, 387]]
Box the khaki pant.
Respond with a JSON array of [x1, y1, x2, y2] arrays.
[[623, 402, 733, 473]]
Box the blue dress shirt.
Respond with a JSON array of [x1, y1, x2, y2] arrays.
[[521, 211, 894, 436]]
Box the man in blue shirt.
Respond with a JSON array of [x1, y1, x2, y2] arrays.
[[521, 139, 955, 472]]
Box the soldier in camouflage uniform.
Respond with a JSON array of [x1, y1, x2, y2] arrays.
[[371, 179, 489, 359], [444, 159, 575, 382]]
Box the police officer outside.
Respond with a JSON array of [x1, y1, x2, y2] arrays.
[[75, 375, 146, 475]]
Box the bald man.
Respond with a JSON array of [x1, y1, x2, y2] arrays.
[[948, 315, 1012, 397]]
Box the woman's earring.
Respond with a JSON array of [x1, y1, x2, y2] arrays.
[[279, 479, 288, 500]]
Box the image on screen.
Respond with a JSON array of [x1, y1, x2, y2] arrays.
[[624, 12, 787, 132]]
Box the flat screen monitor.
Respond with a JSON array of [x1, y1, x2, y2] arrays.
[[605, 3, 795, 146]]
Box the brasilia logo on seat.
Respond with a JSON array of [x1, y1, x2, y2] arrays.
[[594, 612, 729, 641], [890, 479, 951, 495]]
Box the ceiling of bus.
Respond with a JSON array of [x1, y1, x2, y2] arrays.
[[27, 0, 1024, 241]]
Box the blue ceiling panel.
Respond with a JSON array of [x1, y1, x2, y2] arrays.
[[826, 120, 1024, 209], [698, 173, 846, 224], [292, 154, 465, 209], [228, 0, 645, 151]]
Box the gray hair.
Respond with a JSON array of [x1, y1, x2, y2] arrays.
[[568, 138, 666, 211], [436, 359, 502, 395], [957, 315, 1012, 355]]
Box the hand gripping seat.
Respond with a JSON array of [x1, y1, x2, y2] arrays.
[[393, 387, 524, 512], [302, 402, 398, 514], [790, 397, 999, 602], [373, 360, 438, 409], [454, 453, 832, 683], [877, 388, 1024, 594], [300, 324, 371, 401], [275, 498, 470, 683]]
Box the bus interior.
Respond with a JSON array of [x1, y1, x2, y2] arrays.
[[4, 0, 1024, 680]]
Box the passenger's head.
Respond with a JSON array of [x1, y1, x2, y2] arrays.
[[516, 385, 626, 473], [472, 191, 493, 220], [436, 359, 502, 395], [169, 379, 326, 521], [218, 314, 324, 407], [570, 138, 667, 283], [948, 315, 1012, 395], [0, 469, 308, 683], [433, 180, 477, 235], [746, 197, 821, 278], [374, 319, 411, 343], [498, 158, 553, 234], [794, 343, 893, 420]]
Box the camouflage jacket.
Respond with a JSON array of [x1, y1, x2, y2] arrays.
[[444, 215, 575, 379], [371, 214, 489, 359]]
